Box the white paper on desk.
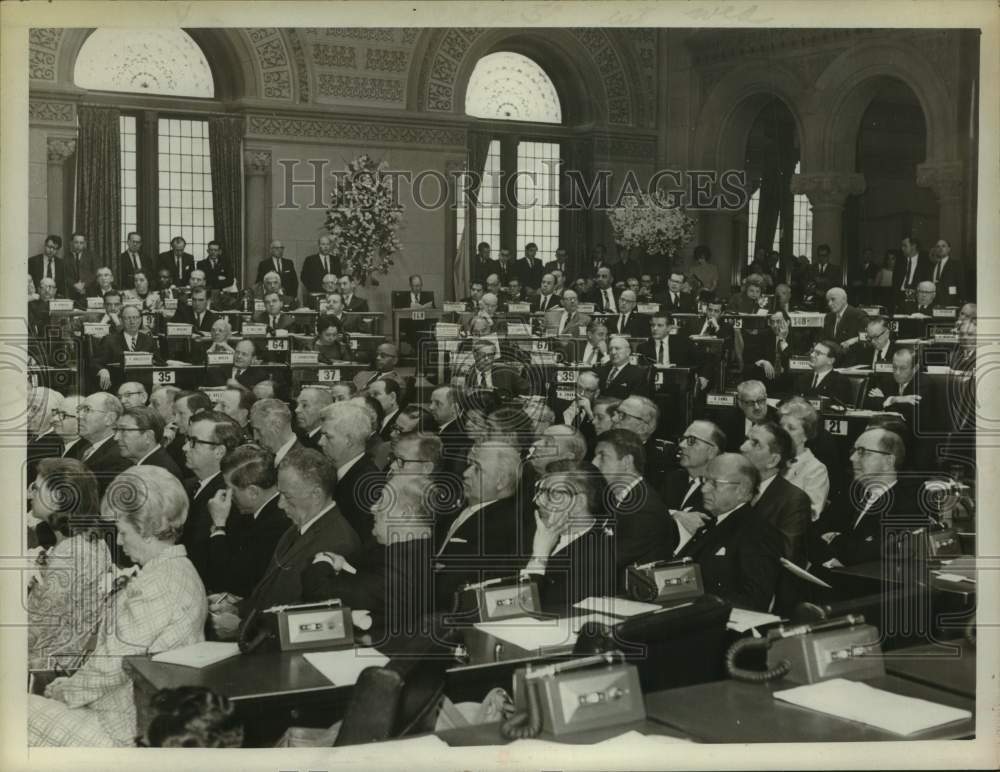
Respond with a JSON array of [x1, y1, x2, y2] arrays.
[[573, 597, 662, 618], [303, 647, 389, 686], [152, 642, 240, 668], [727, 608, 782, 633], [594, 730, 692, 746], [473, 617, 579, 651], [774, 678, 971, 735], [781, 558, 833, 588], [934, 572, 975, 584]]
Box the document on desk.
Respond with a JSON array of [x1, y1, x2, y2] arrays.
[[780, 558, 832, 588], [773, 678, 972, 735], [303, 647, 390, 686], [151, 642, 240, 668], [472, 617, 580, 650], [727, 608, 782, 633], [573, 597, 662, 617]]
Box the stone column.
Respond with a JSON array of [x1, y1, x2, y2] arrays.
[[916, 160, 964, 250], [46, 137, 77, 245], [699, 210, 738, 297], [243, 149, 272, 286], [790, 172, 866, 274]]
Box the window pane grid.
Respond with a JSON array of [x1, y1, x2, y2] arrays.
[[475, 140, 502, 254], [119, 115, 137, 253], [157, 118, 214, 258], [516, 140, 560, 263]]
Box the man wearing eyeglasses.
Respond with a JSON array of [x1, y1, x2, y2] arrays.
[[56, 395, 87, 459], [249, 399, 302, 468], [76, 393, 133, 495], [93, 305, 164, 392], [803, 339, 854, 407], [181, 411, 245, 584], [116, 381, 148, 408], [26, 387, 64, 481], [115, 405, 184, 481], [822, 288, 868, 350], [673, 453, 782, 612], [662, 420, 726, 536], [720, 380, 778, 452], [609, 394, 676, 481], [597, 336, 650, 399], [809, 428, 921, 570]]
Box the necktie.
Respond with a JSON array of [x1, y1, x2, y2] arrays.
[[366, 371, 381, 387], [271, 315, 278, 329], [275, 258, 282, 274], [81, 443, 96, 461], [658, 341, 665, 364], [132, 254, 140, 271], [46, 259, 53, 279], [126, 335, 134, 352], [811, 373, 819, 389], [177, 256, 183, 279], [899, 382, 907, 396], [672, 293, 678, 306], [588, 347, 598, 365], [934, 262, 942, 282], [413, 293, 419, 305], [680, 478, 701, 509], [559, 311, 568, 334], [834, 313, 841, 336], [323, 255, 329, 275], [775, 339, 784, 376], [604, 290, 612, 310], [540, 295, 548, 311], [609, 366, 620, 383]]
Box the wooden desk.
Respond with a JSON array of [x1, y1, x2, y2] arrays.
[[644, 675, 974, 742], [832, 556, 977, 603], [436, 718, 686, 746], [884, 639, 977, 699]]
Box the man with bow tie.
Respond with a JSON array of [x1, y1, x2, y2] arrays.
[[672, 453, 782, 611]]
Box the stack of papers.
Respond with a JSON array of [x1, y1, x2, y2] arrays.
[[303, 647, 389, 686], [773, 678, 971, 734], [727, 608, 782, 633], [572, 597, 662, 618], [152, 642, 240, 668], [473, 617, 579, 651]]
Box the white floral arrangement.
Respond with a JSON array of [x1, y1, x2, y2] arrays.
[[608, 193, 696, 258], [325, 154, 404, 285]]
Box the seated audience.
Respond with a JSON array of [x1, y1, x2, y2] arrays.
[[776, 397, 830, 521], [803, 339, 854, 406], [115, 406, 185, 480]]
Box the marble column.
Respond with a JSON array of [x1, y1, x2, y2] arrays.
[[916, 160, 964, 250], [790, 172, 866, 276], [243, 149, 272, 286], [46, 136, 77, 245]]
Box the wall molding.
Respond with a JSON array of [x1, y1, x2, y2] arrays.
[[28, 98, 77, 125], [246, 113, 466, 149]]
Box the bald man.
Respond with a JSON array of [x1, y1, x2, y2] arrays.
[[300, 235, 341, 296], [255, 240, 298, 298]]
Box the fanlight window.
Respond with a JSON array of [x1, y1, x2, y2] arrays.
[[465, 52, 561, 124]]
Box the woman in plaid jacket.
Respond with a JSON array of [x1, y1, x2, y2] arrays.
[[29, 466, 207, 747]]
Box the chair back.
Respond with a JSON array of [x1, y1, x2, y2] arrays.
[[332, 666, 403, 746]]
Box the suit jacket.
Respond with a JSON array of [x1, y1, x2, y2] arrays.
[[297, 425, 324, 451], [675, 503, 782, 611], [392, 290, 435, 309], [438, 417, 473, 475], [720, 406, 780, 453], [251, 310, 299, 333], [470, 257, 499, 286], [239, 504, 362, 618], [302, 537, 437, 643], [206, 494, 291, 598], [136, 446, 185, 481], [29, 254, 68, 296], [92, 331, 164, 384], [659, 291, 697, 315], [465, 364, 529, 397], [813, 479, 924, 566], [808, 260, 841, 292], [300, 253, 342, 295], [751, 475, 812, 566], [544, 308, 592, 336], [856, 341, 897, 371], [27, 429, 64, 482], [892, 253, 931, 292], [636, 334, 695, 369], [118, 251, 148, 289], [742, 329, 794, 392], [822, 305, 869, 344], [195, 257, 233, 291], [802, 369, 855, 407], [610, 258, 642, 282], [660, 468, 704, 512], [181, 473, 230, 586], [516, 257, 545, 290], [80, 436, 133, 495], [255, 257, 300, 297], [929, 257, 964, 302], [342, 294, 370, 312], [607, 312, 650, 339], [206, 364, 269, 389], [64, 251, 101, 294], [157, 251, 195, 286], [604, 478, 679, 580], [532, 524, 618, 614], [336, 457, 385, 543], [530, 292, 561, 313], [596, 362, 651, 399], [589, 286, 621, 313], [171, 305, 220, 334]]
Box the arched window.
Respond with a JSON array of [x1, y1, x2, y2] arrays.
[[74, 29, 219, 259], [458, 52, 563, 268], [747, 161, 813, 261]]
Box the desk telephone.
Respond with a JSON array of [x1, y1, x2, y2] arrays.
[[500, 652, 644, 739], [238, 600, 354, 654], [725, 614, 884, 685], [626, 558, 704, 603]]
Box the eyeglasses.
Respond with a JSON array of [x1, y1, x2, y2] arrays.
[[118, 391, 145, 399], [388, 454, 423, 467], [680, 434, 717, 449], [868, 328, 889, 339], [701, 478, 743, 489], [114, 425, 145, 433], [76, 406, 107, 416], [613, 409, 647, 425], [851, 446, 893, 457], [811, 347, 830, 356], [184, 436, 223, 448], [739, 398, 768, 408]]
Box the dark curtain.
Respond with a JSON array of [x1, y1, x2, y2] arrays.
[[208, 116, 244, 286], [453, 130, 493, 297], [754, 122, 797, 257], [75, 106, 121, 267]]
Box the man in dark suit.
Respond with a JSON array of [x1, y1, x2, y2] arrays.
[[530, 272, 561, 313], [254, 240, 299, 298], [461, 339, 528, 397], [606, 290, 649, 338], [26, 388, 65, 482], [718, 379, 779, 452], [802, 339, 854, 407], [119, 231, 146, 290], [597, 336, 650, 399], [516, 243, 545, 291], [248, 398, 303, 469], [92, 305, 164, 392], [115, 405, 185, 481], [610, 249, 642, 284], [523, 465, 618, 612], [661, 419, 725, 516], [294, 384, 334, 450], [317, 401, 386, 542], [157, 236, 196, 287], [209, 448, 363, 641], [29, 235, 67, 297], [392, 274, 434, 309], [205, 339, 269, 388], [929, 239, 964, 303], [252, 291, 300, 334], [75, 392, 133, 495], [302, 475, 437, 644], [856, 316, 897, 372], [204, 445, 292, 599], [180, 411, 245, 586], [740, 422, 812, 566], [809, 428, 925, 570], [434, 443, 524, 600], [901, 281, 938, 316], [743, 311, 794, 394], [674, 453, 782, 611], [171, 287, 220, 336], [593, 429, 679, 578], [658, 270, 696, 314], [808, 244, 840, 296], [338, 274, 369, 312], [635, 313, 698, 372], [893, 235, 931, 297], [822, 288, 869, 352], [195, 241, 233, 291], [470, 242, 498, 286], [301, 235, 341, 296], [863, 346, 922, 419], [64, 232, 100, 300], [430, 385, 473, 475], [587, 267, 620, 313], [367, 378, 401, 441]]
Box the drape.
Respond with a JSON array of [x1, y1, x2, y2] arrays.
[[754, 121, 798, 257], [75, 106, 121, 268], [208, 116, 244, 287], [452, 131, 493, 298]]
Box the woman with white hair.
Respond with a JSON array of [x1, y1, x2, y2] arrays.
[[29, 466, 207, 747], [777, 397, 831, 521]]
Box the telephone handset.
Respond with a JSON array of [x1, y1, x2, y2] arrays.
[[500, 651, 644, 740], [725, 614, 884, 685], [237, 607, 277, 654]]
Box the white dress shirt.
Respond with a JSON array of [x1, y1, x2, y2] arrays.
[[273, 435, 298, 467], [436, 499, 496, 557], [336, 452, 365, 483]]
